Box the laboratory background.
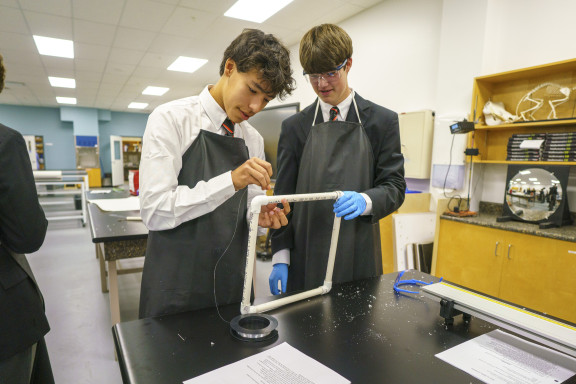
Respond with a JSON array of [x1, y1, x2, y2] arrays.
[[1, 0, 575, 383]]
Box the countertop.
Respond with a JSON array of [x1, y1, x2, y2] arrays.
[[440, 202, 576, 243]]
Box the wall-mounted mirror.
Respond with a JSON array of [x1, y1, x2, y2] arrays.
[[498, 165, 572, 229]]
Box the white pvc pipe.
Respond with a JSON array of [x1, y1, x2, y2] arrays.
[[240, 191, 343, 315], [244, 287, 325, 314]]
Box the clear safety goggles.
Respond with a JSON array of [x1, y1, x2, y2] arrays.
[[303, 58, 348, 84]]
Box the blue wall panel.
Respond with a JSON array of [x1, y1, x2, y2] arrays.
[[0, 104, 149, 173], [0, 104, 75, 170]]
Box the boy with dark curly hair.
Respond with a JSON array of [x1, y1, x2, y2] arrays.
[[139, 29, 295, 318]]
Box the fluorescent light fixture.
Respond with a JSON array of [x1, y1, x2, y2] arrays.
[[33, 35, 74, 58], [142, 86, 169, 96], [167, 56, 207, 73], [128, 102, 148, 109], [49, 76, 76, 88], [224, 0, 293, 23], [56, 97, 77, 104]]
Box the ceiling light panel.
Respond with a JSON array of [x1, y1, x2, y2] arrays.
[[167, 56, 207, 73], [142, 86, 169, 96], [49, 76, 76, 88], [33, 35, 74, 58], [128, 102, 148, 109], [224, 0, 293, 23], [56, 97, 77, 104]]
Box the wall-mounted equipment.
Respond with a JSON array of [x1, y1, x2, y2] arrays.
[[398, 110, 435, 179], [449, 120, 475, 134]]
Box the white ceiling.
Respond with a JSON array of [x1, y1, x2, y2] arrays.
[[0, 0, 383, 113]]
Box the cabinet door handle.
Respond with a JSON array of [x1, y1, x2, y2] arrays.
[[507, 244, 512, 260], [494, 241, 500, 256]]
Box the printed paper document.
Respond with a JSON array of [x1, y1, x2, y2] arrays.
[[184, 342, 350, 384], [436, 329, 576, 383]]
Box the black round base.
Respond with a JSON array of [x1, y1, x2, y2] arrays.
[[229, 313, 279, 343]]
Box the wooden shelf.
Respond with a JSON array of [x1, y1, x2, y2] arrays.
[[472, 159, 576, 165], [474, 118, 576, 130], [468, 58, 576, 165]]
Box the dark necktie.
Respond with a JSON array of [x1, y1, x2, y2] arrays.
[[221, 118, 235, 137], [329, 106, 339, 121]]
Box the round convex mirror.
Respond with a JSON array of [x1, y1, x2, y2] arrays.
[[505, 168, 562, 222]]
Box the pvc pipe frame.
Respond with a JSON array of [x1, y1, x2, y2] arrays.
[[240, 191, 343, 314]]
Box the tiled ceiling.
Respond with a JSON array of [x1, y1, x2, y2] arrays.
[[0, 0, 383, 113]]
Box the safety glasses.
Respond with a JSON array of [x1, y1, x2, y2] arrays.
[[393, 270, 442, 294], [303, 58, 348, 84]]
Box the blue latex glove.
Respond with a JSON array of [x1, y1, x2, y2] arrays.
[[333, 191, 367, 220], [268, 263, 288, 295]]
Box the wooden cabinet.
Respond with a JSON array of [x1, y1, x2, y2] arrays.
[[435, 219, 576, 323], [469, 58, 576, 165], [435, 220, 504, 297]]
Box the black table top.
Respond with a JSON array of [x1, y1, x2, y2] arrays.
[[113, 271, 542, 384], [86, 190, 147, 243]]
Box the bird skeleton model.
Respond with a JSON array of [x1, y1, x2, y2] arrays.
[[516, 82, 575, 121]]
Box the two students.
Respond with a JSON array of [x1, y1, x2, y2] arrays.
[[138, 24, 405, 317]]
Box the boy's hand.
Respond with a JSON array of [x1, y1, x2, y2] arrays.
[[258, 199, 290, 229], [231, 157, 272, 191]]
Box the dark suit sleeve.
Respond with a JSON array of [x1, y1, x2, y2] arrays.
[[269, 116, 302, 254], [362, 105, 406, 223], [0, 127, 48, 254]]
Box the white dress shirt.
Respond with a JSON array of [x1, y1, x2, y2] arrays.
[[139, 86, 266, 231]]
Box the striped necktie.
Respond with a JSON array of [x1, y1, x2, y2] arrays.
[[329, 106, 339, 121], [221, 118, 235, 137]]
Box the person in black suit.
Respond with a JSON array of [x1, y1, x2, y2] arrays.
[[268, 24, 406, 294], [0, 54, 54, 383]]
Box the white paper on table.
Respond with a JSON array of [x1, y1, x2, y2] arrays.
[[519, 139, 544, 149], [184, 342, 350, 384], [88, 196, 140, 212], [436, 329, 576, 383]]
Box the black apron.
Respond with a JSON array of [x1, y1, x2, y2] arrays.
[[288, 99, 382, 292], [139, 130, 249, 318]]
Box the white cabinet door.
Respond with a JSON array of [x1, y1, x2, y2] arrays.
[[110, 135, 124, 186]]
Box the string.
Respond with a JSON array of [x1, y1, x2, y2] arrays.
[[213, 188, 248, 324]]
